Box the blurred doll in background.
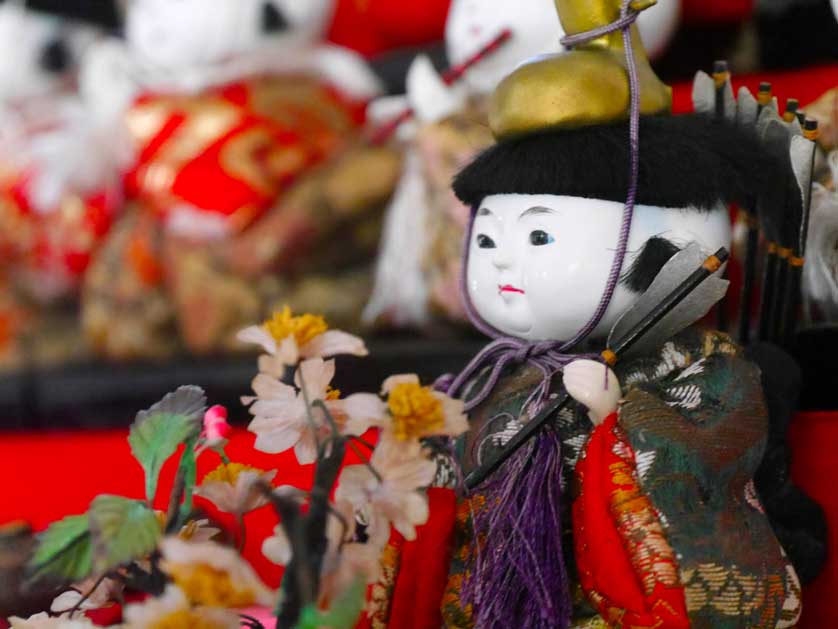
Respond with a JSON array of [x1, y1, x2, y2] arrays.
[[0, 0, 115, 366], [364, 0, 681, 331], [79, 0, 400, 359]]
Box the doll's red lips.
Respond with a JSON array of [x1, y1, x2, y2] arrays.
[[499, 284, 525, 294]]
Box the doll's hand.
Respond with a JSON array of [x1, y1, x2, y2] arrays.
[[563, 360, 621, 426]]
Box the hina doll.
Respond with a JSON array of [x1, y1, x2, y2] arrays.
[[364, 0, 563, 328], [80, 0, 398, 358], [0, 0, 116, 295], [0, 1, 116, 365], [363, 1, 803, 628], [364, 0, 681, 329]]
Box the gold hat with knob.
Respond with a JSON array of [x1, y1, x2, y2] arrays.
[[489, 0, 672, 140]]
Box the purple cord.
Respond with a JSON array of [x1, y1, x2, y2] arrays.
[[451, 8, 644, 629], [461, 429, 571, 628], [437, 0, 643, 415]]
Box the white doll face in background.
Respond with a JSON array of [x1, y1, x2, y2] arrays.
[[636, 0, 681, 61], [126, 0, 333, 69], [0, 3, 94, 103], [127, 0, 247, 68], [445, 0, 563, 96], [466, 194, 731, 342], [445, 0, 679, 97]]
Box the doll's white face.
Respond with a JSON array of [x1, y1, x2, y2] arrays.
[[445, 0, 563, 95], [126, 0, 333, 69], [466, 194, 731, 342]]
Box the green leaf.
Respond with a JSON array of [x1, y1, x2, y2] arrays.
[[89, 495, 160, 574], [129, 386, 206, 502], [296, 577, 365, 629], [176, 435, 199, 529], [28, 514, 93, 585]]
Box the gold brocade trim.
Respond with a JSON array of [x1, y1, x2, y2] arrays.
[[681, 565, 786, 620], [700, 330, 738, 358], [125, 100, 174, 146], [131, 95, 241, 207], [218, 127, 280, 196], [607, 430, 681, 595], [0, 194, 35, 254], [247, 78, 354, 136], [367, 541, 402, 629], [570, 616, 610, 629]]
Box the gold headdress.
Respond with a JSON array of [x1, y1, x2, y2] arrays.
[[489, 0, 672, 139]]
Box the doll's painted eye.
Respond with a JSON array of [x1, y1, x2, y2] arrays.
[[262, 2, 289, 32], [529, 230, 555, 246], [40, 37, 70, 74], [476, 234, 496, 249]]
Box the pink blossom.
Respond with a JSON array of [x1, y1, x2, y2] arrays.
[[203, 405, 232, 445]]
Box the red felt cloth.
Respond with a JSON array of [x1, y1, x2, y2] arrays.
[[328, 0, 451, 58], [682, 0, 753, 24], [790, 412, 838, 628], [385, 488, 457, 629], [0, 427, 361, 590]]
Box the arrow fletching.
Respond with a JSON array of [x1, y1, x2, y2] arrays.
[[607, 243, 729, 359]]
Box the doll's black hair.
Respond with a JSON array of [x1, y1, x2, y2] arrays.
[[453, 113, 787, 212], [262, 2, 289, 33], [22, 0, 121, 29], [621, 236, 681, 294]]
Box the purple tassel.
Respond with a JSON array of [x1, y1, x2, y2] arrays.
[[461, 428, 571, 629]]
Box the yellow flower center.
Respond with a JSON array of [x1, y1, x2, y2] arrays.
[[263, 306, 328, 347], [387, 383, 445, 441], [150, 610, 229, 629], [203, 462, 263, 486], [325, 386, 341, 401], [169, 564, 257, 608], [179, 520, 207, 542]]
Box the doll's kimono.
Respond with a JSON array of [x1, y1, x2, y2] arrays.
[[361, 330, 801, 629]]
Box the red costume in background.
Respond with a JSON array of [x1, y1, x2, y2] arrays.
[[125, 77, 366, 237]]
